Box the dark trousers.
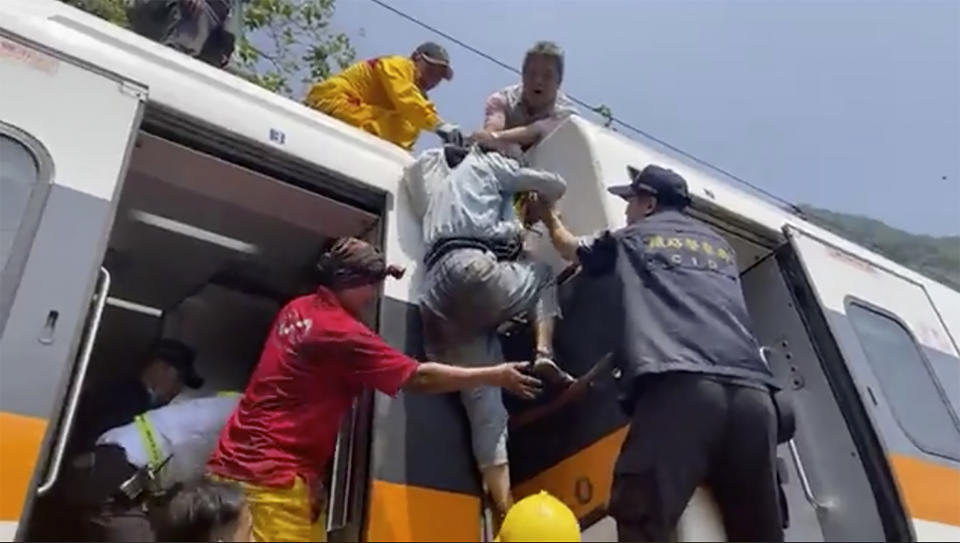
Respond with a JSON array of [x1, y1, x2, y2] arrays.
[[609, 373, 784, 542], [126, 0, 234, 66], [62, 445, 156, 542], [84, 505, 155, 542]]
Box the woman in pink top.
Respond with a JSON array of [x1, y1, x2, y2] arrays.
[[473, 41, 579, 154]]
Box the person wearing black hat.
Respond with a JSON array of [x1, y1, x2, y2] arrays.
[[72, 338, 204, 452], [305, 41, 462, 150], [534, 165, 784, 542], [53, 339, 202, 541]]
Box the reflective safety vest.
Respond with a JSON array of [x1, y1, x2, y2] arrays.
[[97, 394, 240, 487], [133, 414, 164, 470]]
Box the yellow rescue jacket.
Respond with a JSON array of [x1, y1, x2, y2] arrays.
[[305, 56, 440, 150]]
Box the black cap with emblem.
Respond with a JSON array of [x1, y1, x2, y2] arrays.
[[608, 165, 691, 210]]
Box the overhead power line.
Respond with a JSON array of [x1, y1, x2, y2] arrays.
[[367, 0, 800, 212]]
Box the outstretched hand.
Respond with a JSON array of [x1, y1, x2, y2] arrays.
[[467, 130, 498, 146], [494, 362, 542, 400], [436, 123, 465, 147], [525, 194, 559, 226]]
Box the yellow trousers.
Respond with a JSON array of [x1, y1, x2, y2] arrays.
[[305, 92, 419, 151], [213, 476, 326, 542]]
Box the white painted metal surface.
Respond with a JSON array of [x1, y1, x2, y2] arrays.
[[914, 518, 960, 542], [3, 0, 954, 325], [0, 0, 411, 190], [2, 2, 958, 540], [0, 522, 16, 543], [530, 118, 959, 355], [0, 34, 142, 201], [789, 228, 957, 357]]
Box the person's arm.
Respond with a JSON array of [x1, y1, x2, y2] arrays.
[[482, 125, 543, 149], [477, 94, 575, 148], [483, 90, 508, 132], [404, 362, 541, 399], [541, 205, 618, 275], [328, 323, 541, 399], [374, 57, 441, 131], [477, 90, 541, 148], [487, 153, 567, 202], [541, 207, 580, 262]]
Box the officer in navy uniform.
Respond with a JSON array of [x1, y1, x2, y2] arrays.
[[536, 164, 784, 542]]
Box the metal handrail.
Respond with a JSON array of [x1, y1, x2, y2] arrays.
[[37, 267, 111, 495]]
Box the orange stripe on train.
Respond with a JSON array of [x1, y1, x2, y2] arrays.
[[0, 412, 47, 521], [513, 426, 629, 520], [890, 454, 960, 527], [510, 430, 960, 530], [366, 480, 481, 542]]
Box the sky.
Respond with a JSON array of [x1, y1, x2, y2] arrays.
[[325, 0, 960, 237]]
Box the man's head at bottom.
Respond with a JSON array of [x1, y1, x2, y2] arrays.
[[313, 237, 405, 317], [141, 339, 202, 406]]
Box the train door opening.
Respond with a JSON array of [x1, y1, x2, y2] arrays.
[[496, 208, 893, 542], [22, 130, 383, 541], [781, 227, 958, 541]]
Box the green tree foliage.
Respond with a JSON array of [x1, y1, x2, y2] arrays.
[[236, 0, 355, 96], [799, 205, 960, 291], [62, 0, 355, 97], [62, 0, 129, 25]]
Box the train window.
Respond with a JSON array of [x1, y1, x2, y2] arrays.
[[847, 302, 960, 460], [0, 125, 53, 334], [0, 135, 38, 269]]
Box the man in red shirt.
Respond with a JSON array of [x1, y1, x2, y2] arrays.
[[208, 238, 540, 541]]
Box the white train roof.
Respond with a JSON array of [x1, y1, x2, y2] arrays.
[[535, 117, 959, 301], [3, 0, 956, 308], [1, 0, 414, 198]]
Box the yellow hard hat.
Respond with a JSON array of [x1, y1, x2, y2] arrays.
[[495, 490, 580, 542]]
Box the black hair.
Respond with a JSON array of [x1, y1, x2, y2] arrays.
[[523, 41, 565, 82], [652, 191, 691, 212], [309, 237, 404, 291], [148, 338, 195, 367], [156, 479, 246, 542]]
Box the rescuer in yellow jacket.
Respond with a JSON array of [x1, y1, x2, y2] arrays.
[[305, 41, 461, 150]]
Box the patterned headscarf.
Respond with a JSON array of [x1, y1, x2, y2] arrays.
[[315, 238, 405, 289]]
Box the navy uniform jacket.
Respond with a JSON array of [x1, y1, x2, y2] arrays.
[[577, 210, 776, 395]]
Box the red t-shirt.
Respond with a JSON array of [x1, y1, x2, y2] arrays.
[[207, 288, 418, 493]]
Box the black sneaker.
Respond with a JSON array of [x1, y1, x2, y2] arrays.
[[532, 357, 575, 388]]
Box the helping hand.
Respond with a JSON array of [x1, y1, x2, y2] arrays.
[[467, 130, 500, 146], [526, 194, 560, 225], [436, 123, 465, 147], [494, 362, 542, 400]]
